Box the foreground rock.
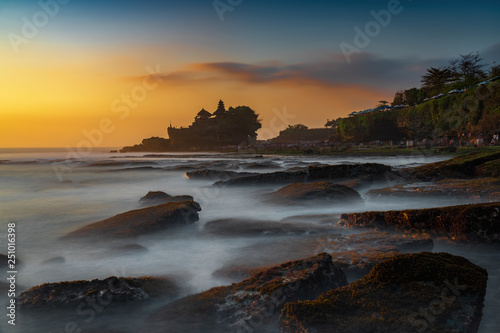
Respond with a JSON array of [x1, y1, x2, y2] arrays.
[[139, 191, 193, 205], [272, 182, 362, 204], [215, 163, 392, 186], [280, 252, 488, 333], [66, 201, 201, 238], [400, 151, 500, 181], [144, 253, 347, 333], [19, 276, 179, 309], [339, 202, 500, 242]]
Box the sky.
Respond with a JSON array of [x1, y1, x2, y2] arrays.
[[1, 0, 499, 147]]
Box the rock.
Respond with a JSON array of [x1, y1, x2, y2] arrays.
[[400, 151, 500, 181], [212, 265, 267, 283], [215, 170, 308, 186], [280, 252, 488, 333], [144, 253, 347, 333], [66, 201, 201, 239], [339, 202, 500, 242], [475, 158, 500, 177], [215, 163, 392, 187], [109, 244, 148, 255], [272, 182, 363, 204], [185, 169, 256, 180], [307, 163, 392, 181], [18, 276, 179, 309], [366, 178, 500, 202], [139, 191, 194, 205], [203, 219, 329, 237]]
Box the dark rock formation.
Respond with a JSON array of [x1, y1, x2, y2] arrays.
[[400, 151, 500, 181], [139, 191, 193, 205], [367, 177, 500, 202], [120, 137, 171, 153], [307, 163, 392, 181], [19, 276, 179, 309], [339, 202, 500, 242], [185, 169, 256, 180], [215, 163, 392, 187], [66, 201, 201, 238], [272, 182, 362, 204], [144, 253, 347, 333], [215, 170, 308, 186], [280, 252, 488, 333]]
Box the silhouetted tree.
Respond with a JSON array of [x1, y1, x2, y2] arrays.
[[449, 52, 487, 84], [392, 90, 405, 106], [378, 100, 389, 106], [283, 124, 309, 132], [421, 67, 454, 94]]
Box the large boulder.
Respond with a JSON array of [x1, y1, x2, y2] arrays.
[[280, 252, 488, 333], [18, 276, 179, 309], [144, 253, 347, 333], [215, 170, 308, 186], [66, 201, 201, 238], [339, 202, 500, 242], [272, 181, 362, 204]]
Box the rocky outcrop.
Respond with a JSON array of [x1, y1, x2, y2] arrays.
[[272, 182, 362, 204], [280, 252, 488, 333], [66, 201, 201, 238], [144, 253, 347, 333], [19, 276, 179, 309], [367, 177, 500, 202], [400, 151, 500, 181], [339, 202, 500, 242], [185, 169, 256, 180], [215, 162, 392, 187], [139, 191, 193, 204], [307, 163, 392, 181]]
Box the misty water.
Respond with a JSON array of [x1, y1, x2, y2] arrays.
[[0, 148, 498, 333]]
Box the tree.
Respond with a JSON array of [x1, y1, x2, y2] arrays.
[[449, 52, 487, 84], [226, 106, 262, 140], [489, 62, 500, 78], [392, 90, 405, 106], [283, 124, 309, 132], [379, 100, 389, 106], [403, 88, 422, 106], [421, 67, 454, 94]]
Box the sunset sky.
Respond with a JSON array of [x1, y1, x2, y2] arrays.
[[1, 0, 499, 147]]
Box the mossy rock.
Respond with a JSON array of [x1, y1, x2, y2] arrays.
[[339, 202, 500, 242], [402, 151, 500, 180], [280, 252, 488, 333], [145, 253, 347, 333]]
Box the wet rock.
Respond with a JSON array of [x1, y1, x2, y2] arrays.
[[144, 253, 347, 333], [139, 191, 193, 205], [272, 182, 362, 204], [18, 276, 179, 309], [307, 163, 392, 181], [280, 252, 488, 333], [66, 201, 201, 239], [215, 163, 392, 187], [400, 151, 500, 181], [339, 202, 500, 242], [109, 244, 148, 255], [367, 178, 500, 202], [185, 169, 256, 180], [203, 219, 329, 237], [215, 170, 308, 186]]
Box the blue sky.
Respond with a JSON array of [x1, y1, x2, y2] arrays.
[[1, 0, 499, 146]]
